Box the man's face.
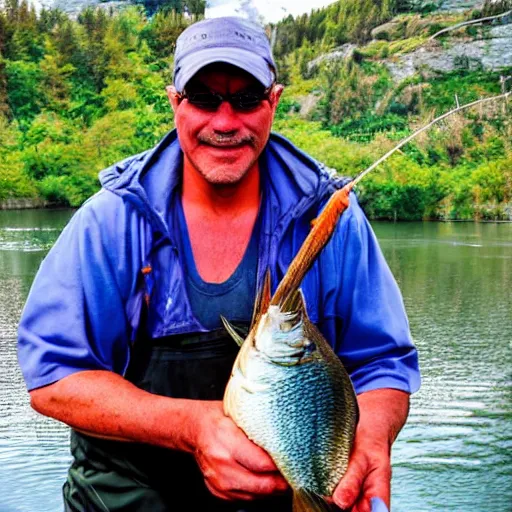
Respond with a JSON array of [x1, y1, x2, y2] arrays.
[[168, 65, 283, 186]]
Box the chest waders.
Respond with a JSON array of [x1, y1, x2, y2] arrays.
[[63, 324, 292, 512]]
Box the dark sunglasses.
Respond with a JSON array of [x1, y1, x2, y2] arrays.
[[178, 86, 272, 112]]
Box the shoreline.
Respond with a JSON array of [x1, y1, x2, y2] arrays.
[[1, 200, 510, 223], [0, 198, 66, 211]]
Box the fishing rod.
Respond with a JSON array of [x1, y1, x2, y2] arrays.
[[271, 90, 511, 307]]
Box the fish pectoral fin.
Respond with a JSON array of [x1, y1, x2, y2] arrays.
[[220, 316, 245, 347], [292, 488, 337, 512]]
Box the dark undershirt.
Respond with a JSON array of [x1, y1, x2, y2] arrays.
[[176, 198, 260, 330]]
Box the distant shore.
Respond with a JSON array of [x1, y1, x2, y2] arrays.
[[0, 199, 67, 211], [0, 198, 47, 211], [1, 199, 510, 223]]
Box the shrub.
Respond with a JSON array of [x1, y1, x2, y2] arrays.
[[275, 97, 301, 119], [22, 142, 83, 180], [0, 156, 37, 200], [37, 175, 70, 205], [330, 113, 408, 139]]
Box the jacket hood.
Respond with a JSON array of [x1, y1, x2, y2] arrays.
[[99, 129, 346, 241]]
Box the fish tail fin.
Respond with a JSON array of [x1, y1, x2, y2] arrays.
[[292, 488, 336, 512]]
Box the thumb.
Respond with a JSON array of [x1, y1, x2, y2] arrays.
[[332, 455, 367, 511]]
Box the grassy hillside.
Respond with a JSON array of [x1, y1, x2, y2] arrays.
[[0, 0, 510, 219]]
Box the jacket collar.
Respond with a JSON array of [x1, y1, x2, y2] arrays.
[[99, 129, 344, 242]]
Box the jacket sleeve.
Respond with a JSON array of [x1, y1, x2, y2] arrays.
[[17, 192, 139, 391], [318, 193, 421, 395]]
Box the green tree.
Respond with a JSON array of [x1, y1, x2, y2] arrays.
[[0, 54, 10, 118], [40, 40, 75, 111], [5, 59, 42, 121]]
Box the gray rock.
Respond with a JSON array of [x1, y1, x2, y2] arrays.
[[439, 0, 485, 11], [30, 0, 130, 16], [370, 21, 404, 41], [385, 22, 512, 81], [306, 44, 357, 74], [298, 93, 320, 118]]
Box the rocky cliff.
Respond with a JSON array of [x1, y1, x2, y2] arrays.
[[31, 0, 131, 16], [387, 21, 512, 81], [30, 0, 490, 17]]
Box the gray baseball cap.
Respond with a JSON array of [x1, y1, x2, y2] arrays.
[[173, 16, 277, 93]]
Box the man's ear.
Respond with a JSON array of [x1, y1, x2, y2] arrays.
[[166, 85, 181, 113], [270, 84, 284, 116], [270, 84, 284, 110]]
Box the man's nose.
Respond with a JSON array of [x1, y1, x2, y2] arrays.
[[210, 100, 241, 133]]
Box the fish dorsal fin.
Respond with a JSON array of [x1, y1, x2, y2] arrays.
[[292, 489, 336, 512], [250, 269, 272, 330]]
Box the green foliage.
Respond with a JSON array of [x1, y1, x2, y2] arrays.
[[37, 172, 100, 207], [5, 59, 43, 120], [141, 10, 192, 58], [37, 175, 70, 204], [23, 143, 75, 180], [358, 181, 429, 220], [358, 35, 426, 59], [0, 1, 509, 220], [330, 113, 408, 141], [273, 0, 394, 60], [101, 77, 139, 111], [275, 97, 301, 119], [0, 153, 37, 199], [420, 69, 505, 114], [133, 0, 206, 17], [319, 60, 390, 127]]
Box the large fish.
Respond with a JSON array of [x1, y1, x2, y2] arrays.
[[222, 184, 359, 511]]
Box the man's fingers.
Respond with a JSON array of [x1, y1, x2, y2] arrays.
[[204, 479, 255, 501], [233, 436, 280, 473], [204, 463, 289, 500], [332, 456, 367, 510], [336, 460, 391, 512], [360, 460, 391, 510], [352, 499, 371, 512]]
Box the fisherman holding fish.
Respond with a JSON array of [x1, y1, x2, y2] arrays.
[[18, 16, 420, 512]]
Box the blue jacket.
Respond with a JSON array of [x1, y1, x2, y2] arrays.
[[18, 130, 420, 395]]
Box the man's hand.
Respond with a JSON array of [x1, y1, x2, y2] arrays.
[[332, 389, 410, 512], [193, 401, 289, 501]]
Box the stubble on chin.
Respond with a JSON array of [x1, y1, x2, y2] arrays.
[[195, 161, 253, 186], [189, 148, 258, 186]]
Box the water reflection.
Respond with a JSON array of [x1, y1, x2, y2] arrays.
[[375, 222, 512, 511], [0, 209, 75, 512], [0, 212, 510, 511]]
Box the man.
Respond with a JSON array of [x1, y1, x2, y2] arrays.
[[18, 16, 420, 512]]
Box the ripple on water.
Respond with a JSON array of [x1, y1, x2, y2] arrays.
[[0, 227, 62, 252], [1, 219, 510, 512]]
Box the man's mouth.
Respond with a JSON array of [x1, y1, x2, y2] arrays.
[[199, 134, 253, 148]]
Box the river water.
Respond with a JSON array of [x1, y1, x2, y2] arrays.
[[0, 209, 510, 512]]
